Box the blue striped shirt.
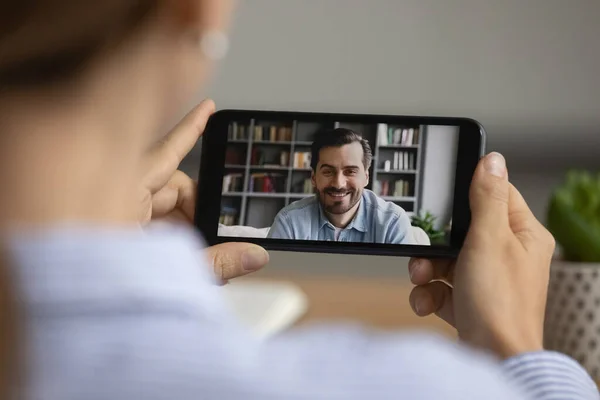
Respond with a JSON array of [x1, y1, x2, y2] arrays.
[[7, 223, 599, 399]]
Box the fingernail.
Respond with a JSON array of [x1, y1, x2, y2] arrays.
[[242, 247, 269, 271], [409, 260, 421, 282], [415, 297, 428, 316], [414, 298, 423, 315], [484, 152, 506, 178]]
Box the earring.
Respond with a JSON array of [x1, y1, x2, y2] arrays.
[[199, 30, 229, 61]]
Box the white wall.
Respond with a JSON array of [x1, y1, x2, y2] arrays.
[[420, 126, 459, 229], [183, 0, 600, 277], [198, 0, 599, 171]]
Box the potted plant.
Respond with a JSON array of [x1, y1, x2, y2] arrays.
[[544, 169, 600, 379], [411, 210, 447, 245]]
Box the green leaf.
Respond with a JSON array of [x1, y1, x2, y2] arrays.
[[411, 209, 446, 242], [547, 169, 600, 262]]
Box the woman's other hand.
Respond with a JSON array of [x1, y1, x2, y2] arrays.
[[138, 99, 269, 283], [408, 152, 555, 359]]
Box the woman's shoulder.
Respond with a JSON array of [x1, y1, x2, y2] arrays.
[[5, 222, 221, 310]]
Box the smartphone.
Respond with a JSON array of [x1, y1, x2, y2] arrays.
[[195, 109, 486, 258]]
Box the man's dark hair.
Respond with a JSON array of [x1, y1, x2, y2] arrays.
[[310, 128, 373, 171]]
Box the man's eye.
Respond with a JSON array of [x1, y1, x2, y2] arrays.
[[345, 170, 357, 175]]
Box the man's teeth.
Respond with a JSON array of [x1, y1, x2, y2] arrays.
[[329, 193, 347, 197]]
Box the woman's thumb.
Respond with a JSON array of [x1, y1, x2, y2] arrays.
[[204, 242, 269, 283], [468, 152, 510, 232]]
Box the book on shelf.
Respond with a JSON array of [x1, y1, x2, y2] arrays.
[[254, 125, 293, 142], [291, 178, 315, 195], [384, 151, 416, 171], [228, 123, 293, 142], [220, 206, 238, 226], [228, 122, 248, 140], [225, 147, 246, 165], [248, 173, 287, 193], [280, 151, 290, 166], [301, 178, 314, 194], [303, 178, 313, 194], [251, 149, 290, 167], [293, 151, 311, 168], [251, 148, 265, 165], [394, 180, 411, 197], [222, 173, 244, 193], [374, 179, 412, 198], [377, 123, 420, 146]]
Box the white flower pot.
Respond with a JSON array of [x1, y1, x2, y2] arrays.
[[544, 259, 600, 380]]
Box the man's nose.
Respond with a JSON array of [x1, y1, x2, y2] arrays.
[[331, 172, 346, 188]]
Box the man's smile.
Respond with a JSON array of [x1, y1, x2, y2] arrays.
[[326, 191, 350, 199]]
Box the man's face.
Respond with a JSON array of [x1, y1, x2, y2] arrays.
[[311, 142, 369, 215]]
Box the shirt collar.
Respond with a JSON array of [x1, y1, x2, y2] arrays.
[[317, 191, 367, 233]]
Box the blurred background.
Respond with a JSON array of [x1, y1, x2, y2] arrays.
[[181, 0, 600, 278]]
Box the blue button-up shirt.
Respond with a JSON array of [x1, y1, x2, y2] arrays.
[[267, 189, 415, 244]]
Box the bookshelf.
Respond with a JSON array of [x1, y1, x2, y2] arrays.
[[220, 118, 425, 228]]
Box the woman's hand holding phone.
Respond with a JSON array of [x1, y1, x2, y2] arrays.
[[140, 98, 556, 360], [138, 99, 269, 284], [408, 152, 556, 358]]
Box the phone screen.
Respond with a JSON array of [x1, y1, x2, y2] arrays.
[[215, 116, 463, 248]]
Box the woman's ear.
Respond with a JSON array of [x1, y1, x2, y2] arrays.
[[153, 0, 234, 118]]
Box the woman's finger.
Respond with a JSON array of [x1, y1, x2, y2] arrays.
[[468, 152, 510, 237], [151, 170, 197, 222], [508, 183, 549, 251], [204, 242, 269, 282], [144, 99, 215, 193], [408, 257, 455, 286], [409, 281, 456, 328]]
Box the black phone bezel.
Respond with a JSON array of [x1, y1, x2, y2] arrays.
[[194, 109, 486, 258]]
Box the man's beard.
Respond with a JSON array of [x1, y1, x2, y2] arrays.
[[316, 187, 362, 215]]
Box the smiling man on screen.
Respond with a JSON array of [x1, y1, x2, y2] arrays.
[[267, 128, 415, 244]]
